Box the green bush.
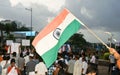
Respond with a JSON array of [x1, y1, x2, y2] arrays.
[[99, 55, 104, 59], [103, 52, 110, 60]]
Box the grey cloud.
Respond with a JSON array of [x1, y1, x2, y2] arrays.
[[30, 4, 55, 31], [65, 0, 120, 32], [64, 0, 120, 42], [0, 1, 55, 31]]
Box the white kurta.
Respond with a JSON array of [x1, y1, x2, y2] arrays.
[[35, 62, 47, 75], [73, 60, 82, 75]]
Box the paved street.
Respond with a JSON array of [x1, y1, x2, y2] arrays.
[[98, 65, 109, 75]]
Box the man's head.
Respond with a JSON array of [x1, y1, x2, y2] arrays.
[[86, 66, 97, 75], [12, 52, 17, 57]]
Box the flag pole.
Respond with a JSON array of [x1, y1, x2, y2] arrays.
[[78, 20, 109, 49]]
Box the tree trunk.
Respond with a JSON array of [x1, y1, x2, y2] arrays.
[[0, 30, 3, 47]]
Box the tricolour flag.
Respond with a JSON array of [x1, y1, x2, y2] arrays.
[[32, 8, 82, 68]]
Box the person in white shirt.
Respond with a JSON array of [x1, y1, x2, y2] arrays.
[[82, 57, 88, 75], [90, 52, 97, 69], [108, 54, 115, 73], [24, 52, 30, 66], [67, 54, 75, 75], [35, 57, 47, 75], [73, 55, 82, 75], [90, 53, 96, 64]]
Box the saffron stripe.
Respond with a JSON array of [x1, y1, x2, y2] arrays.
[[32, 9, 69, 46]]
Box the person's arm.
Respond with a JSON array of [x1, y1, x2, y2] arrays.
[[53, 67, 59, 75], [109, 48, 120, 69]]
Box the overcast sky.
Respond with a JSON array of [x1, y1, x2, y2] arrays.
[[0, 0, 120, 43]]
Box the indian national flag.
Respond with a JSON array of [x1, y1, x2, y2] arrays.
[[32, 8, 82, 68]]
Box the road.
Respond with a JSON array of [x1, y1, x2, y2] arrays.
[[98, 65, 109, 75]]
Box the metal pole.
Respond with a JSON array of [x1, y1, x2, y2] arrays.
[[30, 8, 32, 37], [25, 8, 32, 37], [105, 32, 113, 47], [110, 35, 112, 47], [110, 34, 113, 47], [113, 39, 117, 49], [110, 33, 113, 47]]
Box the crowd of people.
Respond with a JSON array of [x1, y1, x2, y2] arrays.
[[51, 50, 98, 75], [0, 46, 98, 75], [0, 47, 48, 75], [0, 45, 120, 75]]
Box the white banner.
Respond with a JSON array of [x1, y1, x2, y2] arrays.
[[6, 40, 13, 45], [22, 39, 30, 46], [11, 43, 21, 54]]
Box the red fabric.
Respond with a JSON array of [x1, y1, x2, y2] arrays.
[[7, 66, 19, 74], [0, 56, 3, 62], [5, 46, 9, 51]]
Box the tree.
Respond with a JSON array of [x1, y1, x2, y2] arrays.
[[0, 20, 34, 47], [67, 33, 87, 50], [0, 23, 4, 36], [11, 21, 17, 31], [4, 21, 17, 35], [17, 26, 30, 31], [0, 23, 5, 46]]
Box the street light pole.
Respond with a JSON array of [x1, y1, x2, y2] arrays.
[[105, 32, 113, 47], [113, 39, 117, 49], [25, 8, 32, 37]]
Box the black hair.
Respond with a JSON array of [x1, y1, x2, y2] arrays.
[[58, 60, 64, 68], [86, 66, 97, 74], [20, 53, 23, 57], [10, 58, 16, 64], [12, 52, 16, 57]]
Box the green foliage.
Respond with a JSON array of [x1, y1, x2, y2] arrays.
[[0, 20, 30, 34], [4, 22, 17, 35], [0, 23, 4, 34], [67, 33, 87, 49], [0, 20, 30, 45], [6, 34, 15, 40], [103, 52, 110, 60], [0, 22, 5, 30], [17, 26, 30, 31]]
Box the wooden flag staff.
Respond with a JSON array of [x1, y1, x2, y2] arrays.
[[78, 20, 109, 49]]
